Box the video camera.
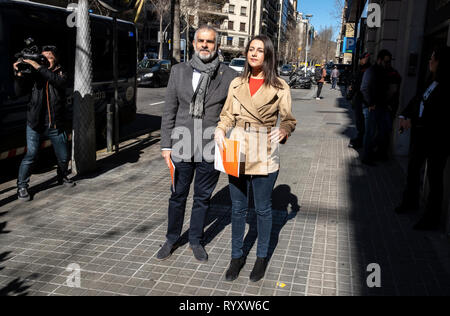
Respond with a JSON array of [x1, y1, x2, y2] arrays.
[[14, 38, 50, 74]]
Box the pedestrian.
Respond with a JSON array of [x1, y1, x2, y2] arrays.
[[13, 45, 74, 202], [331, 66, 339, 90], [348, 52, 371, 149], [157, 25, 237, 262], [395, 45, 450, 231], [315, 64, 326, 100], [214, 35, 297, 282], [360, 49, 393, 165]]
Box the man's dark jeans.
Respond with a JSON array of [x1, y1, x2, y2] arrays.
[[228, 171, 279, 259], [166, 159, 220, 246], [402, 129, 448, 218], [352, 96, 365, 144], [362, 107, 392, 160], [17, 125, 69, 189]]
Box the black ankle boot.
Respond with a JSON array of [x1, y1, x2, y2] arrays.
[[58, 176, 75, 187], [249, 257, 267, 282], [225, 257, 246, 281]]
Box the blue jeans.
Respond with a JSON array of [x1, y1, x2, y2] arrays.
[[166, 160, 220, 246], [332, 78, 337, 89], [228, 171, 279, 259], [362, 107, 392, 160], [17, 125, 69, 189]]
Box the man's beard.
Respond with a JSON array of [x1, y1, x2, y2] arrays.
[[195, 49, 217, 63]]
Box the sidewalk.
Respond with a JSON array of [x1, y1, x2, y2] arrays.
[[1, 85, 450, 296]]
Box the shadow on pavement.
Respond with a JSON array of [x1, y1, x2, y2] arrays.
[[332, 85, 450, 295], [73, 134, 159, 182], [0, 252, 32, 296], [175, 184, 300, 263], [0, 278, 31, 296]]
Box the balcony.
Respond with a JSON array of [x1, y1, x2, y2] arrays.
[[198, 1, 228, 18]]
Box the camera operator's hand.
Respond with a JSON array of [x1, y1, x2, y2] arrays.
[[23, 59, 41, 70], [13, 60, 22, 77]]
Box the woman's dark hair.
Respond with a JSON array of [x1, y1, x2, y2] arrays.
[[432, 45, 450, 85], [241, 35, 283, 89]]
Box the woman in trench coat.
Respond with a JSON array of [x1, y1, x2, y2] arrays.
[[214, 35, 297, 282]]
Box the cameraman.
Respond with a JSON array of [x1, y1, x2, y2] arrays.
[[13, 45, 74, 202]]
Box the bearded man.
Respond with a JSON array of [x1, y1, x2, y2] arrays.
[[157, 25, 237, 262]]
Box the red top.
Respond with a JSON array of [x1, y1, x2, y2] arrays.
[[249, 77, 265, 96]]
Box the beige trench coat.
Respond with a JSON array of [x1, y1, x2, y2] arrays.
[[216, 76, 297, 175]]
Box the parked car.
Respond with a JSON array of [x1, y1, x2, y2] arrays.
[[280, 64, 294, 76], [137, 59, 171, 87], [229, 58, 246, 74], [222, 61, 230, 66]]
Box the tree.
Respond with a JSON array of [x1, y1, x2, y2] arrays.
[[309, 26, 335, 65], [172, 0, 181, 62], [180, 0, 197, 61], [149, 0, 171, 59]]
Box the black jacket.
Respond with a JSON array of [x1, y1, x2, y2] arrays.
[[360, 63, 390, 109], [402, 82, 449, 156], [15, 66, 67, 131], [349, 62, 371, 105]]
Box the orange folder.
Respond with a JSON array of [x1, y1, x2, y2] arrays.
[[214, 138, 241, 178], [169, 158, 176, 192]]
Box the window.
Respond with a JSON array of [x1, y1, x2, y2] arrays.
[[227, 37, 233, 46], [228, 21, 234, 30], [161, 60, 171, 70], [239, 38, 245, 47], [240, 22, 245, 32], [241, 6, 247, 16], [229, 5, 234, 14]]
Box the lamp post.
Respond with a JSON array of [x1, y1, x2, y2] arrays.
[[304, 14, 312, 76]]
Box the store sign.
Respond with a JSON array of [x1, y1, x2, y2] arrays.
[[342, 37, 356, 53]]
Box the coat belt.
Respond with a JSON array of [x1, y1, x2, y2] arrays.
[[235, 120, 273, 133]]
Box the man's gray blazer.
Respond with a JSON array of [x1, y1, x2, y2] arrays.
[[161, 62, 237, 161]]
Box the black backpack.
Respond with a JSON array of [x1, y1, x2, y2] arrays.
[[315, 68, 323, 81]]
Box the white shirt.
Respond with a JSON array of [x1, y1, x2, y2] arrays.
[[192, 69, 201, 92], [399, 81, 439, 120], [419, 81, 438, 118]]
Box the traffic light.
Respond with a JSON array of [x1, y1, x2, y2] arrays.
[[96, 0, 138, 13]]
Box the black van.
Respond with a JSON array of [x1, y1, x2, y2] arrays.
[[0, 0, 137, 158]]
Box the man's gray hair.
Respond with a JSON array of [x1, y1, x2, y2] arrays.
[[194, 25, 220, 48]]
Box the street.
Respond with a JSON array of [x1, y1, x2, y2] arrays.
[[1, 83, 450, 296]]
